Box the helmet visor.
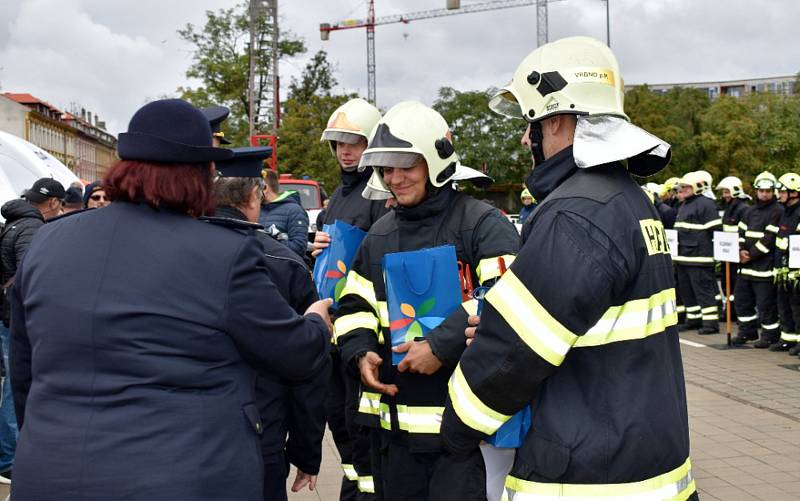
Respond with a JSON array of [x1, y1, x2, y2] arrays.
[[488, 87, 525, 119], [754, 180, 775, 189], [321, 130, 364, 144], [359, 151, 422, 170]]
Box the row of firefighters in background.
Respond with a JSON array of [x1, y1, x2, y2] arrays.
[[642, 169, 800, 353]]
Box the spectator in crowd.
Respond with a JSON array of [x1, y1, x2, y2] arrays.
[[8, 99, 332, 501], [62, 187, 83, 214], [83, 182, 110, 209], [258, 169, 309, 258], [0, 177, 63, 483]]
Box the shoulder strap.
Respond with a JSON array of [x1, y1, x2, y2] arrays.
[[445, 193, 496, 268]]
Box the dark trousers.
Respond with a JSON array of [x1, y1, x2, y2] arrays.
[[383, 441, 486, 501], [735, 278, 778, 341], [328, 350, 377, 501], [677, 265, 718, 329], [777, 288, 797, 342], [263, 453, 288, 501], [719, 263, 737, 320]]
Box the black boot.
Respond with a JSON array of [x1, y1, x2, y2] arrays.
[[754, 337, 776, 349], [678, 323, 700, 332], [769, 341, 794, 352], [698, 321, 719, 335], [732, 332, 758, 345], [789, 344, 800, 356]]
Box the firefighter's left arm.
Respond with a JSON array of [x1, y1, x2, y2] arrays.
[[749, 208, 782, 258], [441, 209, 630, 455], [427, 209, 521, 367]]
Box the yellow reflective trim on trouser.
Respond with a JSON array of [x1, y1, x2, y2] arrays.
[[676, 305, 686, 314], [396, 405, 444, 434], [358, 476, 375, 493], [740, 268, 774, 278], [449, 364, 511, 435], [575, 288, 677, 348], [340, 270, 378, 311], [781, 332, 800, 342], [462, 298, 479, 316], [701, 306, 717, 313], [359, 391, 382, 416], [673, 255, 715, 264], [379, 403, 392, 430], [737, 313, 758, 323], [341, 464, 358, 482], [762, 322, 780, 330], [755, 241, 770, 254], [334, 312, 378, 341], [476, 255, 517, 284], [504, 457, 695, 501], [486, 270, 578, 366]]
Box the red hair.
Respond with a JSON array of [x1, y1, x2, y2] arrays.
[[104, 160, 215, 217]]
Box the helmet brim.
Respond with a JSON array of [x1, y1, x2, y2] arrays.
[[359, 151, 422, 170], [488, 87, 525, 120], [320, 130, 364, 144]]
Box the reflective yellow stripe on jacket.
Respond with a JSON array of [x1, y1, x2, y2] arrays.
[[449, 365, 511, 435], [723, 224, 739, 233], [486, 270, 579, 366], [396, 405, 443, 434], [503, 457, 695, 501], [575, 288, 677, 348], [358, 391, 382, 416], [674, 219, 722, 231], [476, 255, 517, 284], [672, 256, 715, 264], [334, 312, 378, 342]]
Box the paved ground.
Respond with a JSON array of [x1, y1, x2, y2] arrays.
[[288, 325, 800, 500]]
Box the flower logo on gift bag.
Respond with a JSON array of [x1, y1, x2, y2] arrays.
[[389, 297, 444, 342], [325, 260, 348, 301]]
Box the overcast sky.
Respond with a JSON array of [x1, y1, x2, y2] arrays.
[[1, 0, 798, 136]]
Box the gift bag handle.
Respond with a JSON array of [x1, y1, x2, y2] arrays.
[[401, 259, 437, 296]]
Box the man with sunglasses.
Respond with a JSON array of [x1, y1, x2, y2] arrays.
[[84, 182, 110, 209]]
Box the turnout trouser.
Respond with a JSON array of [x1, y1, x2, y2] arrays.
[[382, 440, 486, 501], [735, 278, 779, 342], [328, 351, 361, 501], [677, 265, 719, 329], [777, 288, 798, 344]]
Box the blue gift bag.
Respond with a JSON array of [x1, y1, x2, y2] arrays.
[[312, 220, 367, 309], [382, 245, 462, 365], [486, 406, 531, 449]]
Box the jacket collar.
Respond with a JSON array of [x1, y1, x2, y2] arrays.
[[395, 184, 455, 222], [524, 145, 578, 203], [341, 168, 371, 196]]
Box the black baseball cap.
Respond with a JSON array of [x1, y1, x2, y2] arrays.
[[22, 178, 66, 203]]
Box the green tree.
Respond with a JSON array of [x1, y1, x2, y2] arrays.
[[278, 51, 354, 190], [433, 87, 530, 188], [176, 2, 305, 145]]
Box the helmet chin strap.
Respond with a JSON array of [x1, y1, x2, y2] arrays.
[[528, 121, 546, 165]]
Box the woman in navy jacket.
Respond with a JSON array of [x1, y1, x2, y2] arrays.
[[8, 99, 332, 501]]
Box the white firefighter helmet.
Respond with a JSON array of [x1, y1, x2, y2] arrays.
[[358, 101, 459, 189], [778, 172, 800, 192], [679, 171, 707, 195], [716, 176, 744, 198], [753, 171, 777, 190], [488, 36, 627, 123], [320, 98, 381, 155]]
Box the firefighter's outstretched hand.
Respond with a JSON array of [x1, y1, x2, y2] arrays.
[[465, 315, 480, 346], [395, 340, 442, 375], [358, 351, 398, 396], [311, 231, 331, 257]]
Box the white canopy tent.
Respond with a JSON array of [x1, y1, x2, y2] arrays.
[[0, 131, 80, 222]]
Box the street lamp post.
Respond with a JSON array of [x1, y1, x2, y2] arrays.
[[604, 0, 610, 47]]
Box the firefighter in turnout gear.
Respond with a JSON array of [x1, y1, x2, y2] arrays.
[[772, 173, 800, 352], [335, 101, 519, 501], [441, 36, 696, 501], [734, 172, 782, 347], [674, 171, 722, 333], [314, 97, 387, 501], [717, 176, 750, 322]]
